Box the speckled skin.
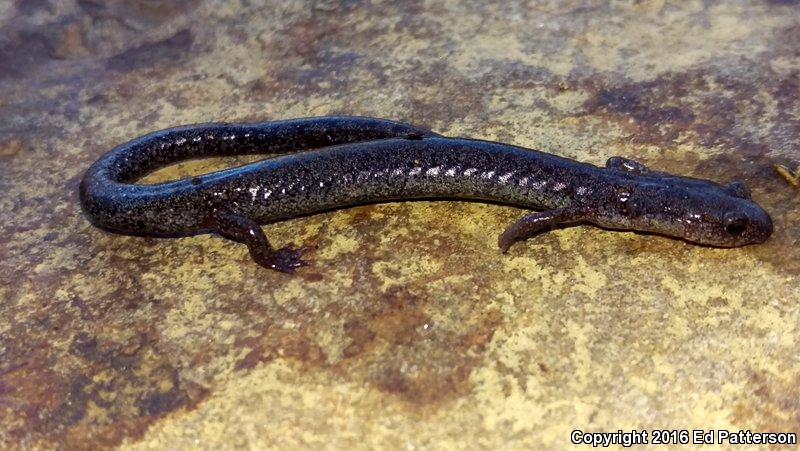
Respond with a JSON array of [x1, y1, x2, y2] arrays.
[[80, 116, 773, 272]]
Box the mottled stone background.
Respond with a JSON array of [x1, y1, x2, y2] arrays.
[[1, 0, 799, 449]]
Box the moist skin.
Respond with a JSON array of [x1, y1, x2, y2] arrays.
[[80, 116, 773, 272]]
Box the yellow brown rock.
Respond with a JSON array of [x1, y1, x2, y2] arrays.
[[1, 1, 799, 449]]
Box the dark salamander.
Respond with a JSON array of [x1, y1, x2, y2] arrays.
[[80, 116, 773, 272]]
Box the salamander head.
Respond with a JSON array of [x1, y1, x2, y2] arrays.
[[598, 178, 773, 247]]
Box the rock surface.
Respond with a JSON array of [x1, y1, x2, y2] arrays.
[[1, 0, 798, 448]]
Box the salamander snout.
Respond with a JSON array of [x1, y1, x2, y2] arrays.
[[720, 204, 773, 245], [678, 191, 773, 248], [605, 180, 774, 248]]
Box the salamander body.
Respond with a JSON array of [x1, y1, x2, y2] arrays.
[[80, 116, 773, 272]]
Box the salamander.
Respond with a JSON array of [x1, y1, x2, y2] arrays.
[[79, 116, 773, 272]]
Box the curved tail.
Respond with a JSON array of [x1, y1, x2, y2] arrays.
[[81, 116, 439, 184], [79, 116, 440, 233]]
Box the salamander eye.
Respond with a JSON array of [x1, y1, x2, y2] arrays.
[[724, 214, 747, 236]]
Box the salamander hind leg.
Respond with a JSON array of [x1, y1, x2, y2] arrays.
[[210, 210, 309, 273], [498, 207, 591, 253]]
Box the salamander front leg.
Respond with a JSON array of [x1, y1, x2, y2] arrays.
[[606, 156, 649, 174], [498, 207, 591, 253], [210, 210, 309, 273]]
